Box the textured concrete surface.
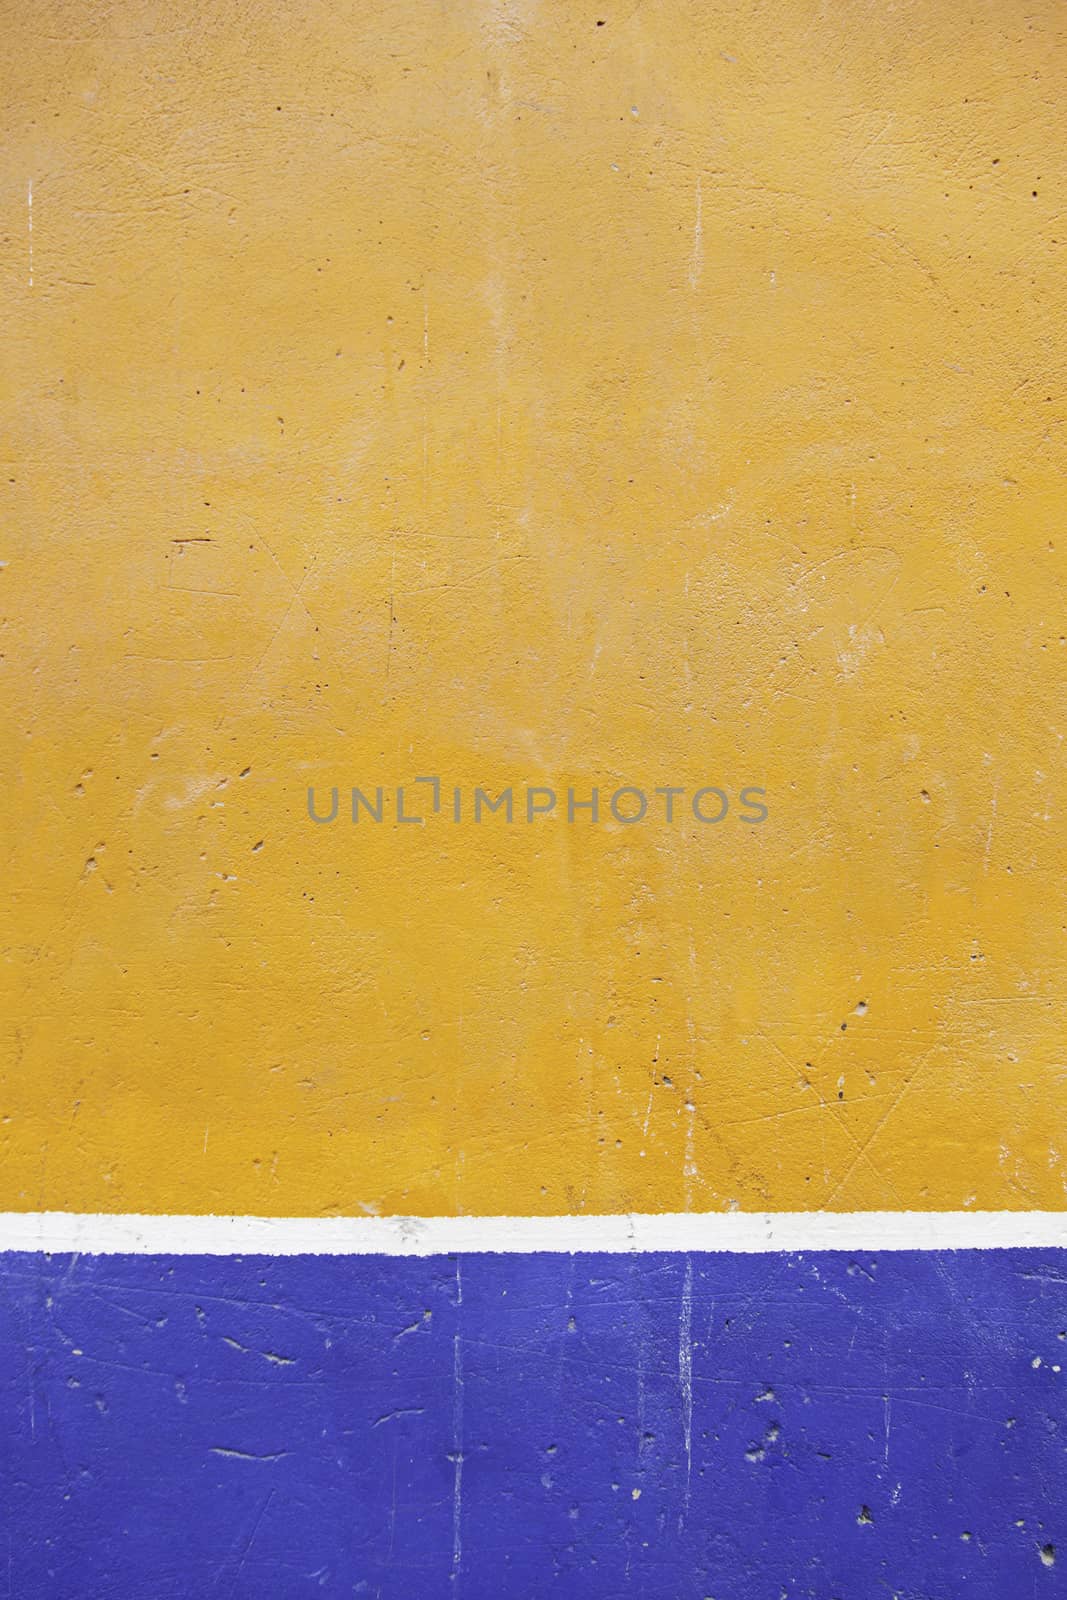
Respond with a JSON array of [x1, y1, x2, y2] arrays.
[[4, 0, 1067, 1217], [4, 0, 1067, 1594], [4, 1249, 1065, 1598]]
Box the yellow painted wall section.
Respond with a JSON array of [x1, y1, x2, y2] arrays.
[[3, 0, 1066, 1217]]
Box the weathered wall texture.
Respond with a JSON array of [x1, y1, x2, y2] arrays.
[[2, 0, 1065, 1594]]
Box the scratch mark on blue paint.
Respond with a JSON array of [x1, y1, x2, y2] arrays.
[[451, 1262, 464, 1589], [679, 1254, 692, 1511]]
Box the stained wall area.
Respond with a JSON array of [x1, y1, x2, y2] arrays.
[[2, 1, 1066, 1594]]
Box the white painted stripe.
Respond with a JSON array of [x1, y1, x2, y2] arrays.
[[0, 1212, 1063, 1256]]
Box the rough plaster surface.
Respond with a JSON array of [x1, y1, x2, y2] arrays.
[[3, 0, 1067, 1593], [3, 1250, 1064, 1597], [4, 0, 1067, 1216]]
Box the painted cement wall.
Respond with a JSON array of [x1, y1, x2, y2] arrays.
[[5, 1251, 1064, 1595], [3, 0, 1066, 1593]]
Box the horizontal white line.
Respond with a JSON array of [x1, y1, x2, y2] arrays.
[[0, 1212, 1063, 1256]]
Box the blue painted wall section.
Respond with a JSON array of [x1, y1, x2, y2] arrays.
[[2, 1250, 1063, 1598]]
